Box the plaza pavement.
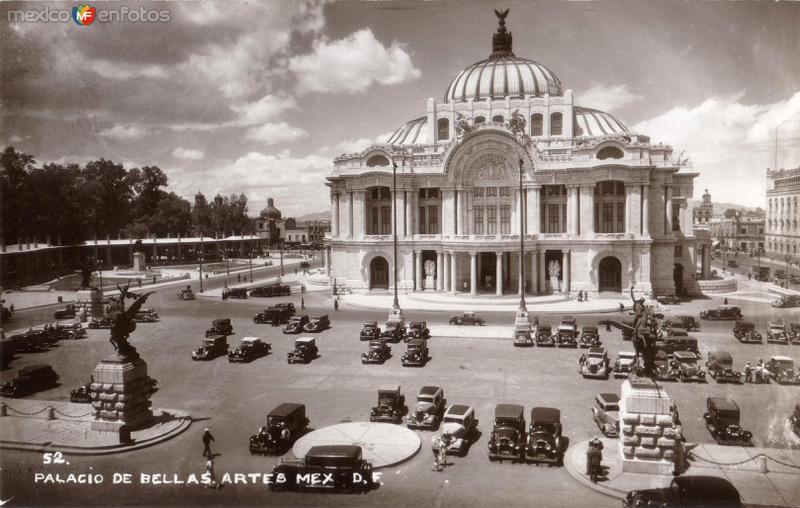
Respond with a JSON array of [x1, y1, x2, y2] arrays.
[[564, 437, 800, 508]]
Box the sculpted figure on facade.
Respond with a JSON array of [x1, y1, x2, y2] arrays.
[[423, 259, 436, 278]]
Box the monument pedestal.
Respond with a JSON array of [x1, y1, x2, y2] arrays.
[[76, 287, 104, 320], [619, 377, 679, 475], [132, 251, 146, 272], [90, 355, 154, 432], [424, 275, 435, 291]]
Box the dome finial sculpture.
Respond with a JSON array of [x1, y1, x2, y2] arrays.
[[491, 9, 514, 57]]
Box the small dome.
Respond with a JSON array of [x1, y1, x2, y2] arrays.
[[260, 197, 282, 219], [574, 107, 629, 137], [386, 116, 429, 145]]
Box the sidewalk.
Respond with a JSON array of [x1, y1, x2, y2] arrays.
[[564, 438, 800, 507], [0, 399, 191, 456]]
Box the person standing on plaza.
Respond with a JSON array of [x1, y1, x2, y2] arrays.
[[334, 298, 339, 312], [202, 428, 215, 458], [301, 297, 305, 310], [204, 457, 220, 489]]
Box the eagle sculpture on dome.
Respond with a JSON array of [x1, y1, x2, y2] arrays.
[[494, 9, 509, 22]]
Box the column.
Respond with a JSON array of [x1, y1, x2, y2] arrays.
[[324, 247, 330, 274], [514, 189, 523, 235], [518, 253, 525, 296], [470, 252, 478, 296], [665, 185, 673, 234], [450, 252, 458, 294], [391, 189, 397, 236], [331, 192, 340, 238], [528, 185, 541, 235], [580, 185, 594, 237], [566, 186, 578, 235], [346, 192, 353, 238], [495, 252, 503, 296], [563, 250, 571, 294], [436, 251, 444, 291], [454, 190, 459, 235], [405, 190, 414, 238], [538, 250, 546, 294], [442, 189, 454, 235], [572, 187, 580, 235], [642, 184, 650, 236], [443, 252, 450, 292], [353, 190, 366, 239], [531, 250, 539, 294], [415, 250, 422, 291], [625, 185, 633, 234]]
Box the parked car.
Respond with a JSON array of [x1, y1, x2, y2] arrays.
[[706, 350, 741, 383], [254, 307, 292, 326], [272, 303, 296, 316], [591, 393, 620, 437], [70, 382, 92, 403], [789, 323, 800, 345], [578, 326, 600, 348], [360, 321, 381, 341], [300, 261, 310, 269], [449, 312, 484, 326], [0, 364, 59, 397], [205, 318, 233, 336], [790, 403, 800, 438], [653, 351, 680, 381], [225, 287, 248, 299], [765, 356, 799, 384], [406, 321, 430, 340], [775, 269, 787, 280], [287, 337, 318, 364], [526, 407, 563, 466], [703, 397, 753, 446], [381, 321, 405, 342], [431, 404, 478, 456], [674, 351, 706, 382], [488, 403, 526, 462], [535, 325, 555, 347], [406, 385, 446, 430], [700, 305, 742, 320], [53, 322, 87, 340], [88, 317, 113, 329], [662, 336, 699, 357], [249, 284, 291, 297], [6, 330, 47, 352], [624, 476, 742, 508], [133, 309, 159, 322], [580, 347, 610, 379], [192, 335, 229, 361], [269, 445, 375, 493], [772, 295, 800, 308], [727, 259, 739, 268], [401, 339, 429, 367], [228, 337, 271, 363], [249, 402, 309, 455], [53, 304, 77, 319], [361, 340, 391, 364], [613, 351, 637, 378], [177, 286, 195, 300], [791, 275, 800, 284], [304, 314, 330, 333], [283, 314, 309, 334], [766, 319, 789, 344], [369, 386, 405, 423], [733, 320, 762, 343], [674, 315, 699, 332]]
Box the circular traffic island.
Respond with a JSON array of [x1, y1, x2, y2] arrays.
[[292, 422, 421, 468]]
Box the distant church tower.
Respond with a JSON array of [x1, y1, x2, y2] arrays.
[[693, 189, 712, 224]]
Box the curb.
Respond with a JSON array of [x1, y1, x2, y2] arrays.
[[341, 298, 634, 315]]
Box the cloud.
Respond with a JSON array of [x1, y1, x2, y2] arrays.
[[245, 122, 309, 145], [232, 94, 298, 127], [633, 91, 800, 206], [289, 28, 420, 94], [576, 84, 643, 112], [171, 147, 205, 161], [98, 125, 145, 140], [89, 60, 170, 81], [8, 135, 23, 144]]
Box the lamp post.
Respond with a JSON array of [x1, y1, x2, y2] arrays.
[[785, 253, 791, 286], [756, 248, 762, 280], [97, 258, 103, 293], [518, 158, 527, 313], [392, 159, 400, 311], [249, 250, 254, 283], [199, 234, 204, 293]]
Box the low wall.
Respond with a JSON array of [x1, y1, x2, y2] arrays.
[[697, 278, 737, 293]]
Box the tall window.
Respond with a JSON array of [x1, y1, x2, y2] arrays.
[[594, 181, 626, 233], [531, 113, 543, 136], [550, 112, 563, 136], [617, 203, 625, 232], [474, 207, 484, 234], [428, 206, 439, 234], [487, 206, 497, 234], [372, 208, 379, 234], [548, 204, 560, 233], [602, 203, 614, 232], [437, 118, 449, 140], [500, 205, 511, 234], [473, 187, 484, 198], [486, 187, 497, 197], [380, 207, 391, 235], [499, 187, 510, 197], [418, 207, 427, 234]]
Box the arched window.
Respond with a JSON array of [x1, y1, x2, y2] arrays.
[[474, 116, 486, 126], [492, 115, 504, 125], [531, 114, 543, 136], [366, 154, 390, 167], [596, 146, 624, 160], [437, 118, 449, 140], [550, 112, 563, 136]]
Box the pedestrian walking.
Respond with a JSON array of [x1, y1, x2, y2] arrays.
[[205, 457, 220, 489], [724, 297, 728, 305], [152, 275, 157, 285], [619, 302, 624, 313], [202, 428, 215, 458], [301, 297, 305, 310], [137, 278, 142, 288], [744, 362, 752, 383], [334, 298, 339, 312], [237, 274, 241, 282]]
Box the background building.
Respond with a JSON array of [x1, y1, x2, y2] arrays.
[[766, 167, 800, 260]]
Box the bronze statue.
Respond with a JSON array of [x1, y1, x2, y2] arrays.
[[108, 284, 153, 360], [79, 256, 93, 289]]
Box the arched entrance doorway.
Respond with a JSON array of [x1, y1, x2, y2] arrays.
[[598, 256, 622, 292], [370, 257, 389, 290], [673, 264, 684, 296]]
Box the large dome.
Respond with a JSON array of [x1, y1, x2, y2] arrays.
[[444, 11, 562, 103], [573, 107, 629, 136]]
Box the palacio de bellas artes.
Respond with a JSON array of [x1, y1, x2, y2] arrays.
[[3, 1, 800, 508]]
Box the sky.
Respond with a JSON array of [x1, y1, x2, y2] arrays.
[[2, 0, 800, 216]]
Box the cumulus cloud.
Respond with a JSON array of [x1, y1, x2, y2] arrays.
[[232, 94, 298, 127], [633, 91, 800, 206], [576, 84, 643, 112], [98, 125, 145, 140], [89, 60, 170, 81], [172, 147, 205, 161], [245, 122, 309, 145], [289, 28, 420, 94]]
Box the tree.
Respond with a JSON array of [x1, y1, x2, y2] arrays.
[[1, 147, 37, 244], [723, 208, 738, 219]]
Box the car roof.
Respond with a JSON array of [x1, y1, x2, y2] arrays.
[[588, 347, 605, 355], [674, 351, 697, 359], [379, 385, 400, 394], [420, 385, 441, 396], [770, 355, 793, 361], [672, 475, 740, 502], [269, 402, 305, 417], [407, 339, 425, 346], [240, 337, 260, 343], [306, 445, 362, 460], [596, 393, 620, 404], [213, 318, 230, 323], [296, 337, 315, 344], [530, 406, 560, 422], [410, 321, 426, 326], [446, 404, 471, 416], [205, 335, 225, 342], [20, 364, 53, 374], [369, 340, 384, 346], [561, 316, 575, 321], [495, 404, 524, 419], [707, 397, 739, 412], [539, 325, 552, 330], [675, 315, 693, 320], [364, 321, 377, 326], [582, 326, 597, 332], [737, 321, 755, 327], [709, 350, 732, 360], [619, 351, 636, 358]]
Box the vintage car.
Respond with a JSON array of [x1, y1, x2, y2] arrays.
[[654, 351, 680, 381], [790, 404, 800, 438], [133, 309, 159, 322], [488, 403, 526, 462], [591, 393, 620, 437], [0, 364, 60, 397], [205, 318, 233, 336], [674, 315, 700, 332], [273, 303, 296, 316], [249, 402, 309, 455], [53, 322, 87, 340], [53, 304, 77, 319], [360, 321, 381, 341], [254, 307, 292, 326], [706, 350, 741, 383], [369, 386, 406, 423], [287, 337, 318, 364], [406, 321, 430, 340], [535, 325, 555, 346], [249, 284, 291, 297], [556, 324, 578, 348], [449, 312, 484, 326], [624, 476, 742, 508], [526, 407, 563, 465], [513, 322, 533, 347], [662, 336, 699, 357], [674, 351, 706, 382], [0, 340, 16, 369], [70, 381, 93, 403], [580, 347, 610, 379], [766, 319, 789, 344], [87, 317, 113, 329], [401, 339, 429, 367], [228, 337, 271, 363], [406, 385, 446, 430], [225, 287, 248, 299], [727, 259, 739, 268], [772, 295, 800, 308], [192, 335, 229, 361], [733, 320, 762, 343], [789, 323, 800, 344], [269, 445, 375, 493], [613, 351, 637, 378], [700, 305, 742, 321], [381, 321, 406, 342], [177, 286, 195, 300], [765, 356, 799, 384], [578, 326, 600, 348], [656, 294, 681, 305], [703, 397, 753, 446], [361, 340, 391, 364], [431, 404, 478, 456], [6, 330, 48, 352], [304, 314, 330, 333], [282, 314, 309, 334]]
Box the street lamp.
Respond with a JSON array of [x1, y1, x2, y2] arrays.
[[249, 250, 254, 283], [785, 253, 791, 286], [97, 258, 103, 293], [518, 158, 527, 313], [199, 234, 204, 293], [387, 155, 404, 324]]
